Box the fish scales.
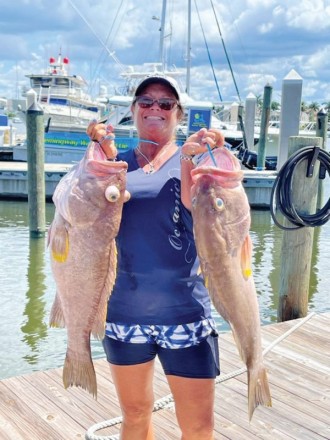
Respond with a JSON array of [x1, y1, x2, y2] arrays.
[[191, 147, 272, 420], [48, 142, 129, 397]]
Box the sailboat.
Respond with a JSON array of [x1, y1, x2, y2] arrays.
[[96, 0, 221, 153]]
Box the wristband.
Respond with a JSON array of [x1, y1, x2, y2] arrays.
[[180, 153, 194, 162]]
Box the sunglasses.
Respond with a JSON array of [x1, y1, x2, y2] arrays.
[[134, 96, 178, 111]]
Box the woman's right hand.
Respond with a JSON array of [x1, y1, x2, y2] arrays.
[[181, 128, 225, 157], [86, 120, 118, 160]]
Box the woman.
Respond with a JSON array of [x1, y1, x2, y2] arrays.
[[87, 75, 225, 440]]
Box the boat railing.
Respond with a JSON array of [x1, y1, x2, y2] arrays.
[[299, 121, 316, 132]]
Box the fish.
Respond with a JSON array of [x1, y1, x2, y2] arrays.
[[48, 141, 129, 397], [190, 147, 272, 420]]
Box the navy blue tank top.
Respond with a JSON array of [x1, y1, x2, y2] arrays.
[[106, 148, 212, 325]]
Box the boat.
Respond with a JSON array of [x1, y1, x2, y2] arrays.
[[99, 60, 218, 152], [11, 1, 244, 164], [13, 53, 107, 163], [12, 117, 22, 124], [0, 113, 20, 160]]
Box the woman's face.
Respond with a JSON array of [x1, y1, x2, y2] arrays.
[[131, 83, 181, 142]]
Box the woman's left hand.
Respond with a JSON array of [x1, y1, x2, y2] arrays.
[[86, 120, 117, 160], [181, 128, 225, 157]]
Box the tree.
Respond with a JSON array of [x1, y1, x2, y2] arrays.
[[322, 101, 330, 114], [301, 101, 308, 113], [307, 102, 320, 121], [271, 101, 280, 111]]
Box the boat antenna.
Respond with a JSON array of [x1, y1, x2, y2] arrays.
[[210, 0, 241, 102], [186, 0, 192, 94], [67, 0, 126, 72], [194, 0, 222, 101], [158, 0, 167, 67]]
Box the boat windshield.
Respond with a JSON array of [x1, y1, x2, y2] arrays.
[[54, 78, 70, 87], [31, 77, 52, 87], [30, 77, 71, 88]]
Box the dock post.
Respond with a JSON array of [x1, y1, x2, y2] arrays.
[[257, 84, 272, 168], [278, 135, 322, 322], [316, 108, 328, 149], [315, 109, 328, 209], [244, 93, 256, 151], [277, 70, 303, 169], [26, 96, 46, 238], [230, 102, 239, 127]]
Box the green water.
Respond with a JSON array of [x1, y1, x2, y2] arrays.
[[0, 200, 329, 380]]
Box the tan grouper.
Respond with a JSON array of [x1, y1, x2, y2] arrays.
[[190, 147, 272, 420], [48, 142, 129, 397]]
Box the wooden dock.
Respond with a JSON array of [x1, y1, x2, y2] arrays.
[[0, 161, 276, 208], [0, 312, 329, 440]]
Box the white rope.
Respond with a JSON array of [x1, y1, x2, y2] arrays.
[[85, 312, 316, 440]]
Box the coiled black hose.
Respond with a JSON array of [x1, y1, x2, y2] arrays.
[[270, 146, 330, 230]]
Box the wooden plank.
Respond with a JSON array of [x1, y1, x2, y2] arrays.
[[0, 381, 69, 440], [0, 312, 329, 440]]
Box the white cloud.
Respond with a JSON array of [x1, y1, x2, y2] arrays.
[[258, 22, 274, 33], [285, 0, 330, 31], [0, 0, 329, 104]]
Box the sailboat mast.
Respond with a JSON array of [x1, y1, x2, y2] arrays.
[[186, 0, 192, 94], [210, 0, 241, 101], [159, 0, 167, 68]]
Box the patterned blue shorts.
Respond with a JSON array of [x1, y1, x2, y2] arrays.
[[103, 319, 220, 378], [104, 318, 218, 349]]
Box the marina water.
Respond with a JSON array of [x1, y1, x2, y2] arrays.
[[1, 196, 330, 380]]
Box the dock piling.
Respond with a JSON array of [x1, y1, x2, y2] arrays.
[[278, 135, 322, 322], [277, 70, 303, 169], [26, 99, 46, 238], [257, 84, 272, 169], [315, 109, 329, 210]]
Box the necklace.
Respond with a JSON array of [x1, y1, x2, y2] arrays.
[[136, 144, 173, 174]]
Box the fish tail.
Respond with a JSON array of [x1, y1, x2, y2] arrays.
[[62, 351, 97, 398], [248, 365, 272, 421]]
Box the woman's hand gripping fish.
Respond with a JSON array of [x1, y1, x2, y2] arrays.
[[48, 141, 129, 397], [190, 147, 272, 420]]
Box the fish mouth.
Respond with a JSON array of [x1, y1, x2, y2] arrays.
[[87, 159, 128, 177], [86, 142, 128, 176], [191, 167, 243, 189], [191, 147, 243, 188]]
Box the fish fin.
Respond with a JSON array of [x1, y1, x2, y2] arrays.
[[248, 365, 272, 421], [50, 223, 70, 263], [199, 261, 210, 289], [49, 292, 65, 328], [47, 222, 53, 247], [63, 350, 97, 398], [92, 241, 117, 339], [241, 234, 253, 279]]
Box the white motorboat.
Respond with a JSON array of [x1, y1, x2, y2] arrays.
[[14, 53, 106, 163]]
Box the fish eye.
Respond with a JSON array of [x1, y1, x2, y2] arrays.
[[105, 185, 120, 202], [214, 197, 224, 211]]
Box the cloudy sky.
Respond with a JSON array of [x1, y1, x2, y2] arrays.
[[1, 0, 330, 107]]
